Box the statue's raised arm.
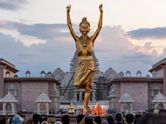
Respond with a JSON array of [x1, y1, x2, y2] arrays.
[[91, 4, 103, 42], [66, 5, 78, 42]]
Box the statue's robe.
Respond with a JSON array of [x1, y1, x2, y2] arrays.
[[74, 36, 95, 90]]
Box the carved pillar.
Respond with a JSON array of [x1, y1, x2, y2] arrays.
[[74, 91, 77, 102], [79, 92, 82, 103], [46, 103, 49, 115], [163, 65, 166, 96], [120, 103, 124, 113], [154, 103, 158, 109], [93, 91, 96, 102], [0, 65, 5, 97], [2, 103, 6, 115], [130, 103, 133, 113], [164, 103, 166, 109], [37, 103, 40, 114], [111, 99, 115, 109], [11, 103, 15, 115]]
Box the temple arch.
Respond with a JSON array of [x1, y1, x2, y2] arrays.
[[25, 70, 31, 77], [126, 71, 131, 77], [8, 84, 17, 96], [40, 71, 46, 77], [136, 71, 142, 77], [5, 71, 10, 78]]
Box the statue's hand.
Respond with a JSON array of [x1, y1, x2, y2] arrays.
[[99, 4, 103, 12], [66, 5, 71, 12]]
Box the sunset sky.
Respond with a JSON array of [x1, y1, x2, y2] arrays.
[[0, 0, 166, 76]]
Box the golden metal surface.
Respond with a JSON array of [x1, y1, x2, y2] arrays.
[[66, 4, 103, 114]]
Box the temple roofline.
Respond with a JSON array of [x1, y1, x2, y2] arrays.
[[0, 58, 18, 72], [111, 77, 163, 83], [4, 77, 60, 84], [149, 58, 166, 72]]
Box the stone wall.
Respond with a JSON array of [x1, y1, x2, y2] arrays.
[[21, 82, 49, 112], [111, 81, 149, 112], [120, 82, 148, 112], [4, 80, 59, 113]]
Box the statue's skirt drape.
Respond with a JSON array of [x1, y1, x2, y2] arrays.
[[74, 57, 95, 89]]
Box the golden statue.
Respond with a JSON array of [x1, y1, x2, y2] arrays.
[[66, 4, 103, 114]]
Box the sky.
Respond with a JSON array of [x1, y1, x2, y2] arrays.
[[0, 0, 166, 76]]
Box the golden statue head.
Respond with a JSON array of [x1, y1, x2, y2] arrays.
[[79, 17, 90, 35]]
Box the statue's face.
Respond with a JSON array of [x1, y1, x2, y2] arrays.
[[79, 23, 90, 35]]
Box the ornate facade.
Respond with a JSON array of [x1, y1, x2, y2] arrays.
[[108, 58, 166, 113], [56, 53, 166, 113], [1, 55, 166, 114], [0, 59, 60, 115]]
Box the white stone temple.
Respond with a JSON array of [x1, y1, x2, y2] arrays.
[[52, 53, 166, 113], [119, 93, 135, 113], [1, 54, 166, 114], [35, 92, 51, 115], [0, 92, 17, 115], [152, 92, 166, 109]]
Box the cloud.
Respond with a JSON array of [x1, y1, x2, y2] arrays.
[[0, 28, 46, 46], [0, 32, 74, 76], [15, 23, 69, 39], [128, 27, 166, 39], [0, 20, 165, 76], [0, 20, 75, 44], [95, 26, 160, 75], [0, 0, 27, 10], [0, 20, 76, 76]]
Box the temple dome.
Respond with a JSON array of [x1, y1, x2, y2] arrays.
[[35, 92, 51, 103], [45, 72, 54, 78], [103, 67, 119, 79], [119, 93, 135, 103], [152, 92, 166, 103], [53, 68, 65, 81], [0, 92, 17, 102]]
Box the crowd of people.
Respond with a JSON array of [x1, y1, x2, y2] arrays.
[[59, 112, 166, 124], [0, 110, 166, 124]]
